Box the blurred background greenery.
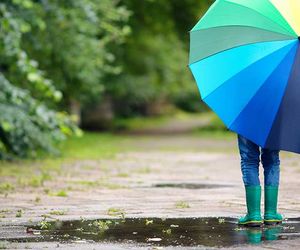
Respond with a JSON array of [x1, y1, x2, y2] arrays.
[[0, 0, 218, 159]]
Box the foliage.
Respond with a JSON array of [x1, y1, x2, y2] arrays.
[[23, 0, 131, 104], [0, 1, 77, 158], [0, 0, 129, 158], [0, 0, 213, 158], [0, 74, 79, 159], [0, 0, 61, 101], [108, 0, 212, 116], [197, 113, 228, 132]]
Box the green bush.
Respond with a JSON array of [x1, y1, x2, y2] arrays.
[[0, 74, 79, 159], [0, 1, 82, 159]]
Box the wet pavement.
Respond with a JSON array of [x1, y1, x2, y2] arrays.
[[2, 217, 300, 249], [2, 133, 300, 249]]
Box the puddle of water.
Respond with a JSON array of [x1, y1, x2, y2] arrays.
[[152, 183, 232, 189], [3, 217, 300, 248]]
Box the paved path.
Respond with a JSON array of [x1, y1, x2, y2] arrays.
[[1, 133, 300, 249]]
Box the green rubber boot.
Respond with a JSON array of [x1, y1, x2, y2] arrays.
[[264, 186, 283, 225], [246, 229, 262, 244], [238, 186, 263, 227], [264, 226, 281, 241]]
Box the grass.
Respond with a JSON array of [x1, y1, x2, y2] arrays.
[[49, 210, 67, 216], [192, 112, 235, 140], [0, 112, 234, 193], [113, 111, 218, 131], [0, 241, 8, 249], [55, 190, 68, 197], [0, 209, 10, 213], [15, 209, 23, 218], [17, 172, 52, 188], [107, 207, 125, 218], [0, 132, 132, 190], [93, 220, 112, 233], [115, 172, 130, 178], [145, 219, 153, 225], [69, 179, 126, 190], [0, 132, 130, 174], [175, 201, 190, 209], [113, 116, 169, 131], [69, 180, 98, 187], [34, 196, 41, 203], [134, 167, 151, 174], [99, 182, 126, 190], [39, 220, 51, 230], [60, 132, 130, 160], [0, 183, 14, 194]]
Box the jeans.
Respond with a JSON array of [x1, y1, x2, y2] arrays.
[[238, 135, 280, 186]]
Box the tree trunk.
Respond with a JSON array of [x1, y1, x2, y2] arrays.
[[145, 98, 174, 116], [81, 96, 114, 130], [69, 99, 82, 126]]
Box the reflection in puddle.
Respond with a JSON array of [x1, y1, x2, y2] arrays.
[[3, 217, 300, 247]]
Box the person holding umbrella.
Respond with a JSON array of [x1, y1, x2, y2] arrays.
[[189, 0, 300, 227], [237, 135, 282, 226]]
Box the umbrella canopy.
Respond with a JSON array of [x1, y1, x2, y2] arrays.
[[189, 0, 300, 153]]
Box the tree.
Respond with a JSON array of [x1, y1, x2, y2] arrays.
[[0, 0, 131, 158], [0, 74, 78, 159], [0, 0, 73, 159], [23, 0, 131, 120], [107, 0, 212, 116]]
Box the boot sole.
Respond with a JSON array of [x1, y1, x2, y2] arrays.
[[264, 220, 282, 226], [238, 221, 263, 227]]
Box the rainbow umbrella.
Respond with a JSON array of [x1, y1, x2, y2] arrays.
[[189, 0, 300, 153]]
